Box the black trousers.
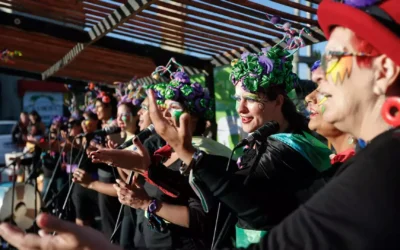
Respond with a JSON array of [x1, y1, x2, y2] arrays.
[[98, 174, 121, 240], [120, 206, 136, 250]]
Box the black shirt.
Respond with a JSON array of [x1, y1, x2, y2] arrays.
[[244, 128, 400, 250], [133, 135, 215, 249]]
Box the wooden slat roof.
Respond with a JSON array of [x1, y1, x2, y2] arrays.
[[0, 0, 324, 84], [0, 25, 156, 83]]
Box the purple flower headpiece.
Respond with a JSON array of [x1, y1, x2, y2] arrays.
[[52, 115, 68, 125], [70, 112, 82, 121], [335, 0, 383, 8], [311, 60, 321, 72], [79, 82, 101, 113], [85, 104, 96, 114], [66, 92, 81, 120], [115, 78, 146, 107]]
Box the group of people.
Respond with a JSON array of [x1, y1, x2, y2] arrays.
[[1, 0, 399, 249]]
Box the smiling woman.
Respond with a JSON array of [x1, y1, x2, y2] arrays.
[[140, 45, 333, 248]]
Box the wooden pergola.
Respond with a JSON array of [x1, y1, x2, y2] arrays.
[[0, 0, 323, 86]]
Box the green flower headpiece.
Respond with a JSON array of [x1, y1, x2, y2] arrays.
[[230, 46, 299, 94], [146, 59, 214, 120]]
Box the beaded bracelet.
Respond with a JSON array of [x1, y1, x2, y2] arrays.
[[147, 199, 167, 232]]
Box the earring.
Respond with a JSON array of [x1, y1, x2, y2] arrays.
[[347, 136, 355, 145], [381, 97, 400, 127]]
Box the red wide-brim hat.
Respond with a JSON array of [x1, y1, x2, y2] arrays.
[[318, 0, 400, 66]]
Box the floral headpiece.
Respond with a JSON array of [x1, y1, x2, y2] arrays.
[[82, 82, 97, 113], [52, 115, 68, 125], [311, 60, 321, 72], [64, 90, 81, 120], [230, 46, 299, 93], [333, 0, 382, 8], [78, 82, 102, 114], [146, 58, 214, 120], [1, 49, 22, 64], [114, 77, 146, 107], [266, 14, 313, 57]]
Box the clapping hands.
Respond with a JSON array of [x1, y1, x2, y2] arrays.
[[89, 137, 151, 174]]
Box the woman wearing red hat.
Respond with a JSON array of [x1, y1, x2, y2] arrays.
[[1, 1, 400, 250]]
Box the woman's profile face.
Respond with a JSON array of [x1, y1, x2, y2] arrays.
[[117, 104, 138, 131], [137, 98, 152, 131], [95, 100, 111, 121], [318, 27, 378, 134], [69, 124, 82, 137], [29, 115, 36, 124], [161, 100, 185, 126], [305, 67, 342, 138], [234, 84, 280, 133], [20, 113, 29, 125]]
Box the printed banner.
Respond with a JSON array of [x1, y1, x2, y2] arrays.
[[23, 92, 64, 125]]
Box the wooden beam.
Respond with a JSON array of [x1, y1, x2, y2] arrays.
[[42, 0, 160, 80], [148, 3, 273, 44], [269, 0, 317, 15], [84, 7, 239, 50], [228, 0, 319, 26], [174, 0, 284, 37], [137, 12, 250, 47]]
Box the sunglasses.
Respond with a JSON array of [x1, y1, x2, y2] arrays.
[[320, 51, 377, 74]]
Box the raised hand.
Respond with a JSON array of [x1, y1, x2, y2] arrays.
[[0, 213, 121, 250], [147, 89, 195, 165], [89, 137, 151, 173]]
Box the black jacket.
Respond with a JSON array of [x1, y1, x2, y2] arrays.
[[148, 132, 331, 231], [244, 128, 400, 250]]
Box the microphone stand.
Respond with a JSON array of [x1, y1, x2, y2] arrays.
[[212, 141, 267, 249], [44, 181, 69, 209], [57, 136, 89, 220], [42, 143, 66, 202], [109, 171, 135, 243], [10, 158, 19, 226], [24, 158, 43, 232], [22, 148, 41, 232]]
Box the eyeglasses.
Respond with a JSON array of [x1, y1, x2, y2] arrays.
[[140, 104, 149, 111], [321, 51, 376, 74]]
